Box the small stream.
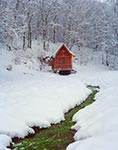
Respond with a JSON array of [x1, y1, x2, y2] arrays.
[[9, 87, 98, 150]]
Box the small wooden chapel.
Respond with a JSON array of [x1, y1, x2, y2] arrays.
[[51, 43, 75, 74]]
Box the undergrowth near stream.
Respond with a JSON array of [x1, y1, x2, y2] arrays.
[[10, 88, 98, 150]]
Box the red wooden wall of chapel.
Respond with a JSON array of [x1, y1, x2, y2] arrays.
[[52, 44, 74, 71]]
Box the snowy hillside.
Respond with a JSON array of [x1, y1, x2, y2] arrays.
[[0, 41, 61, 73], [1, 0, 118, 69], [67, 64, 118, 150]]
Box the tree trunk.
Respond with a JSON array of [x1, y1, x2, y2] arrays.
[[23, 32, 26, 50], [43, 40, 46, 51], [106, 50, 109, 66], [27, 13, 32, 49], [43, 28, 46, 50], [53, 26, 56, 43], [27, 25, 32, 48], [16, 0, 19, 10]]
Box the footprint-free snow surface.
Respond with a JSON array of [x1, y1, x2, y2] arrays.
[[0, 68, 90, 150], [67, 65, 118, 150]]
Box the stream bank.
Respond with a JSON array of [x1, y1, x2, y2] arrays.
[[9, 88, 98, 150]]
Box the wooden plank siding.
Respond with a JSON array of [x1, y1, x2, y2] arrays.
[[52, 44, 74, 71]]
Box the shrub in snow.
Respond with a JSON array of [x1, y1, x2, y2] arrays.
[[6, 64, 12, 71]]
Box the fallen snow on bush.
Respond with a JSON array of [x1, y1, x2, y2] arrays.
[[0, 65, 90, 149], [67, 64, 118, 150]]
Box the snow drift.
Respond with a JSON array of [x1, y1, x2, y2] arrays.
[[67, 65, 118, 150]]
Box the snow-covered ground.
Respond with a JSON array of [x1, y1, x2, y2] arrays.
[[1, 44, 118, 150], [67, 64, 118, 150], [0, 47, 90, 149]]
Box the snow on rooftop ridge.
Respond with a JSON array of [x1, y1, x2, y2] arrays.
[[52, 43, 75, 57], [62, 43, 75, 56]]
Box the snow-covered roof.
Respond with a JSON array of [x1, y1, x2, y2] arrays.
[[53, 43, 75, 57]]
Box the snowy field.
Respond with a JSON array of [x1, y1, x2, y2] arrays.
[[67, 64, 118, 150], [0, 65, 90, 149], [1, 46, 118, 150]]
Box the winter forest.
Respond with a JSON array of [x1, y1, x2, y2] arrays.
[[0, 0, 118, 69], [1, 1, 118, 150]]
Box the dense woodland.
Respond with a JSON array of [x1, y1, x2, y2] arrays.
[[0, 0, 118, 69]]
